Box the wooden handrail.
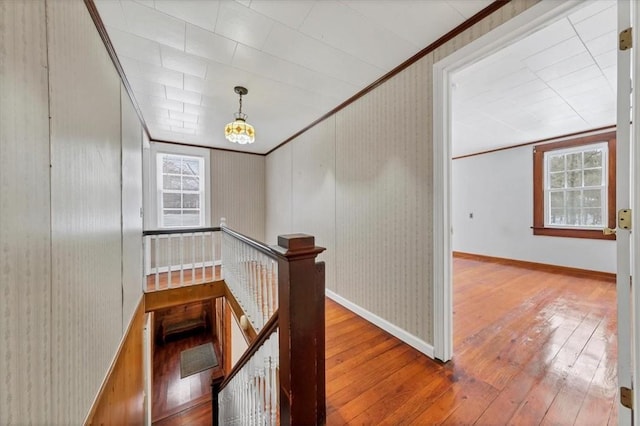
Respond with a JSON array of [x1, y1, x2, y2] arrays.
[[220, 224, 276, 259], [143, 226, 221, 236], [219, 310, 279, 390]]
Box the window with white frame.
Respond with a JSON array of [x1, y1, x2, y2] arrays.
[[146, 141, 210, 230], [532, 132, 616, 240], [544, 142, 608, 228], [157, 153, 205, 228]]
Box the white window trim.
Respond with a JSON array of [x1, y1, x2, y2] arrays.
[[147, 142, 211, 230], [543, 141, 608, 230]]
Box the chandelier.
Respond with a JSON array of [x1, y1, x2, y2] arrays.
[[224, 86, 255, 144]]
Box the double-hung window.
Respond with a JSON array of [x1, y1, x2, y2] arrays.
[[148, 142, 210, 229], [157, 153, 205, 228], [533, 132, 616, 240]]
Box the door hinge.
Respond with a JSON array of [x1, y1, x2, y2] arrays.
[[618, 209, 632, 230], [620, 27, 632, 50], [620, 386, 633, 409]]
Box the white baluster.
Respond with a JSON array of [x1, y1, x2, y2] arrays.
[[167, 235, 172, 288], [191, 232, 195, 284], [179, 233, 184, 286], [153, 235, 159, 291]]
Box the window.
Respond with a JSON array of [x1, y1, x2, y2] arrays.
[[147, 142, 210, 229], [157, 153, 205, 227], [533, 132, 616, 240]]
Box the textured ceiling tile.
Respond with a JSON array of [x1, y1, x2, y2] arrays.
[[185, 24, 237, 64], [165, 86, 202, 105], [262, 23, 383, 87], [106, 27, 162, 66], [232, 43, 358, 100], [572, 5, 616, 42], [535, 51, 594, 82], [121, 0, 185, 50], [523, 37, 586, 72], [583, 30, 616, 57], [161, 45, 209, 79], [446, 0, 493, 19], [568, 0, 616, 25], [215, 1, 274, 50], [299, 1, 416, 69], [154, 0, 220, 31], [249, 0, 315, 29], [121, 57, 184, 89]]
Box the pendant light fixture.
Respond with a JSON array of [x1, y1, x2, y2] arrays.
[[224, 86, 255, 144]]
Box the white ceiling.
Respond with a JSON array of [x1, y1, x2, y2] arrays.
[[94, 0, 493, 154], [452, 0, 617, 157]]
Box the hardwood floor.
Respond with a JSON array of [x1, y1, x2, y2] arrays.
[[152, 331, 221, 425], [326, 257, 618, 424], [158, 257, 618, 424]]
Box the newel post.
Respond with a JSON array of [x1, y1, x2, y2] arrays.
[[272, 234, 326, 426]]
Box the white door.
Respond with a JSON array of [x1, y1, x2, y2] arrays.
[[616, 1, 637, 424]]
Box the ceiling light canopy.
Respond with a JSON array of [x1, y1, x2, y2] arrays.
[[224, 86, 255, 145]]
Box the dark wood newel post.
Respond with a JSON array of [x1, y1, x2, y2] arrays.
[[211, 375, 224, 426], [272, 234, 326, 426]]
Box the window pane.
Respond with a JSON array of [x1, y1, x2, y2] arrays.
[[163, 175, 181, 190], [566, 208, 581, 225], [549, 208, 565, 225], [163, 193, 181, 208], [567, 153, 581, 170], [583, 189, 601, 207], [183, 194, 200, 208], [549, 155, 564, 172], [162, 156, 181, 173], [162, 209, 182, 227], [181, 211, 200, 227], [583, 208, 603, 226], [549, 192, 564, 208], [566, 190, 581, 209], [567, 171, 582, 187], [183, 176, 199, 191], [584, 150, 602, 168], [584, 169, 602, 186], [182, 159, 199, 175], [549, 172, 565, 188]]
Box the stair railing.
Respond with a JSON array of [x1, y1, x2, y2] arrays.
[[142, 227, 222, 292], [217, 226, 326, 426]]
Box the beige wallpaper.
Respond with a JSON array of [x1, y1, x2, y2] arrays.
[[0, 1, 52, 423], [121, 85, 144, 329], [265, 143, 293, 244], [1, 1, 145, 423], [48, 0, 124, 422], [265, 0, 539, 349], [291, 118, 337, 292], [211, 150, 266, 242]]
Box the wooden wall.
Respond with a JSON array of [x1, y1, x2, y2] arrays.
[[86, 298, 145, 425]]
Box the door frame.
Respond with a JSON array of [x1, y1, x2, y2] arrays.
[[432, 0, 588, 362]]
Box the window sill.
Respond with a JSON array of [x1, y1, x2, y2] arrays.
[[532, 227, 615, 240]]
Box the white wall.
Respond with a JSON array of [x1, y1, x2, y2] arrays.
[[452, 144, 616, 273], [0, 1, 144, 423]]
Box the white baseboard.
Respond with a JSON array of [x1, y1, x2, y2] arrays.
[[325, 289, 435, 359]]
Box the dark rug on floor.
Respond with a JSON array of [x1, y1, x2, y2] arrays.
[[180, 342, 218, 378]]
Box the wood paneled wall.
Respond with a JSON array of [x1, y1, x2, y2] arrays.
[[86, 298, 145, 425], [0, 1, 52, 423], [48, 1, 124, 421], [1, 1, 145, 423], [265, 0, 539, 352], [211, 150, 265, 241]]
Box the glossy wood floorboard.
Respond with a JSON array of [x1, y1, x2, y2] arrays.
[[146, 265, 222, 292], [152, 331, 220, 425], [327, 257, 618, 424], [162, 257, 618, 424]]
